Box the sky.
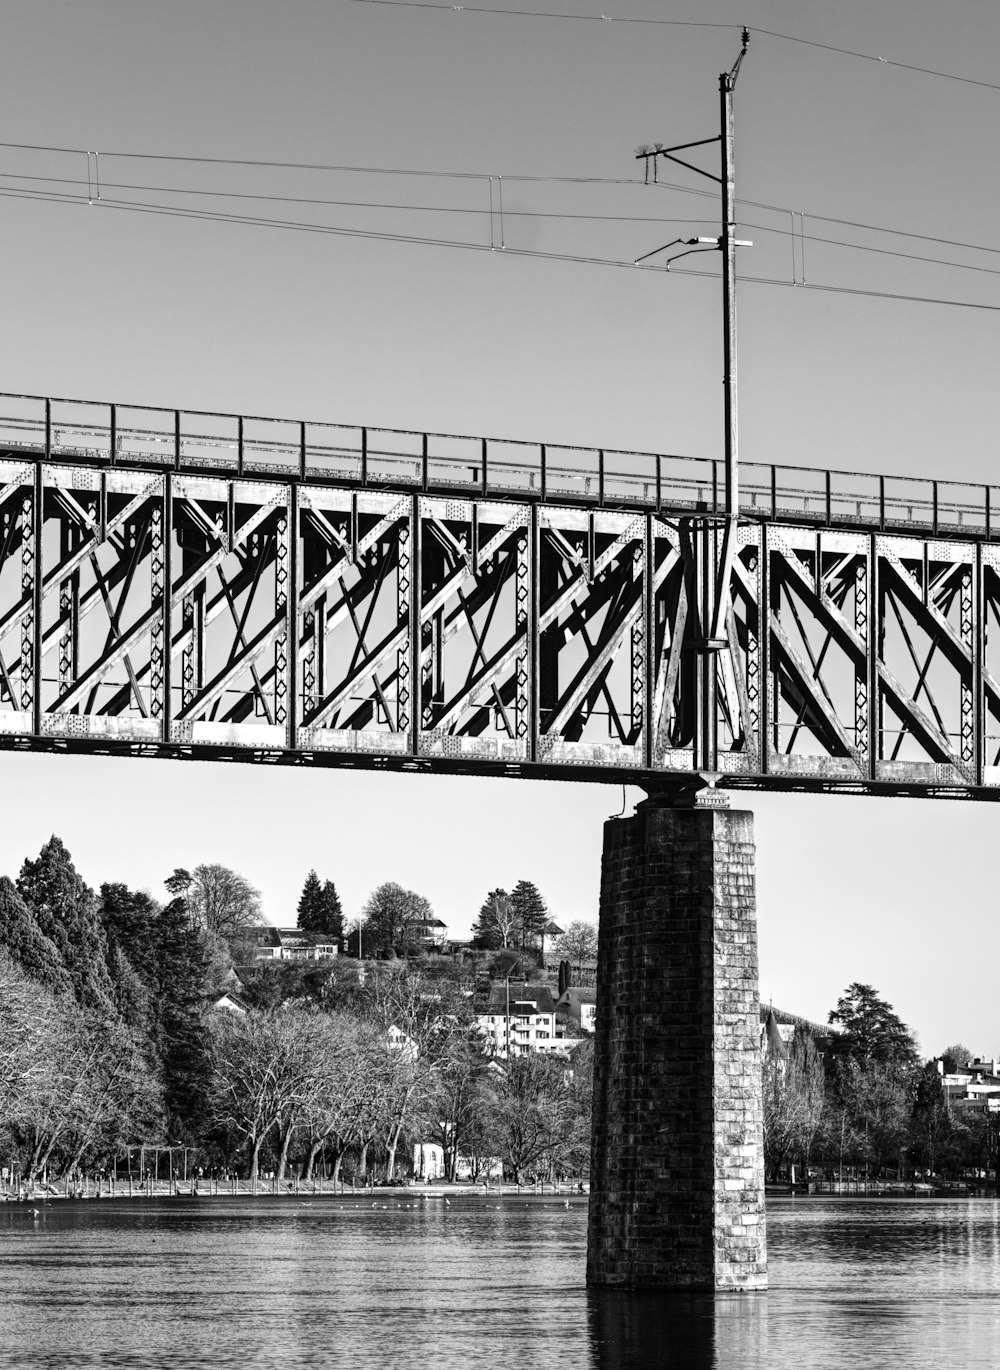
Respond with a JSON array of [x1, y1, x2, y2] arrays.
[[0, 0, 998, 1057]]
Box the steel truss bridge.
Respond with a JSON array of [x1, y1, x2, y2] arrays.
[[2, 390, 1000, 799]]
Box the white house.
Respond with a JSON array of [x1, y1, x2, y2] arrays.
[[941, 1058, 1000, 1112], [412, 1141, 501, 1181], [211, 991, 249, 1016], [387, 1024, 419, 1062], [476, 982, 560, 1058], [556, 987, 596, 1036], [251, 927, 340, 962]]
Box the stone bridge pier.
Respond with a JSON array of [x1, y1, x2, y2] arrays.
[[586, 789, 767, 1291]]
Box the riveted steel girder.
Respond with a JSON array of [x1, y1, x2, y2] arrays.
[[3, 427, 1000, 800]]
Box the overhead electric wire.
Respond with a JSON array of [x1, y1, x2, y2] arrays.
[[4, 162, 995, 283], [3, 183, 999, 313], [1, 141, 997, 310], [3, 146, 1000, 283], [0, 170, 716, 227], [342, 0, 735, 26], [0, 139, 641, 186], [751, 26, 1000, 93], [5, 138, 1000, 268], [736, 215, 1000, 280], [336, 1, 1000, 94], [650, 177, 1000, 260], [747, 202, 1000, 259]]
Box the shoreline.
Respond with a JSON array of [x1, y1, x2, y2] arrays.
[[0, 1179, 590, 1204], [5, 1184, 995, 1206]]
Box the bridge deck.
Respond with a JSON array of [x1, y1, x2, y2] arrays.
[[1, 389, 998, 800], [2, 389, 999, 537]]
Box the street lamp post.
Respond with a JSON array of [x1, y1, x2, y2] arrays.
[[501, 957, 524, 1059]]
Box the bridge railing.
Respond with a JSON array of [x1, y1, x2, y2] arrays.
[[0, 391, 996, 538]]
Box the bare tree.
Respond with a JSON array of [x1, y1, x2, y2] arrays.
[[358, 882, 434, 959], [553, 919, 599, 975], [189, 864, 264, 945], [300, 1015, 388, 1183], [0, 953, 56, 1124], [211, 1006, 317, 1179], [60, 1016, 161, 1178], [360, 964, 477, 1181], [471, 890, 518, 950], [415, 1039, 493, 1181], [486, 1054, 574, 1183]]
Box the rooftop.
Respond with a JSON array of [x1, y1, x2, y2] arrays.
[[480, 982, 557, 1016]]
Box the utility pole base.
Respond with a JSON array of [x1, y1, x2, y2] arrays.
[[586, 797, 767, 1291]]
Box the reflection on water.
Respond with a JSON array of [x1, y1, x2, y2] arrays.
[[588, 1289, 770, 1369], [588, 1291, 716, 1368], [1, 1197, 1000, 1368]]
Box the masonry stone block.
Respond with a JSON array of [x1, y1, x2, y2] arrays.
[[586, 798, 767, 1291]]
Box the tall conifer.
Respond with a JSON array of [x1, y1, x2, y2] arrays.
[[297, 871, 344, 937], [17, 836, 114, 1015], [511, 879, 548, 950], [0, 876, 72, 996], [318, 880, 345, 939], [297, 870, 323, 930]]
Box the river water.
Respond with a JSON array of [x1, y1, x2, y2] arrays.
[[2, 1195, 1000, 1369]]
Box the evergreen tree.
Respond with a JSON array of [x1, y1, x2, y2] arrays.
[[511, 880, 548, 950], [909, 1060, 954, 1174], [100, 883, 159, 984], [104, 942, 152, 1036], [164, 868, 193, 899], [0, 876, 72, 996], [297, 872, 344, 938], [100, 883, 161, 1036], [151, 897, 218, 1140], [827, 983, 919, 1066], [297, 870, 323, 929], [17, 836, 115, 1015], [318, 881, 344, 939]]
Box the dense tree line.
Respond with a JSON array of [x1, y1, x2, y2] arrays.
[[210, 966, 590, 1184], [764, 983, 1000, 1184], [0, 840, 592, 1187], [12, 839, 986, 1194], [0, 839, 232, 1178]]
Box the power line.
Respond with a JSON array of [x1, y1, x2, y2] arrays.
[[4, 183, 999, 313], [342, 0, 735, 27], [738, 215, 1000, 280], [4, 137, 1000, 258], [0, 139, 642, 187], [335, 1, 1000, 94], [749, 276, 1000, 312], [752, 26, 1000, 94], [0, 177, 978, 286], [15, 167, 993, 282], [3, 141, 1000, 293], [760, 204, 1000, 260], [0, 186, 488, 251], [649, 177, 1000, 260], [4, 141, 1000, 272], [0, 170, 715, 227]]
